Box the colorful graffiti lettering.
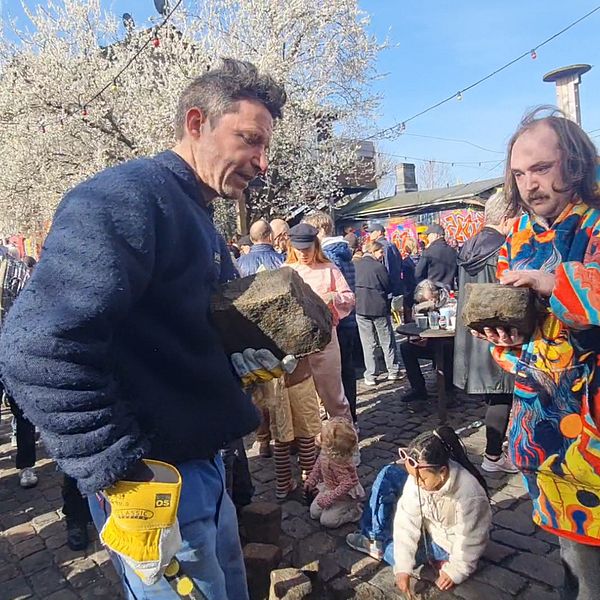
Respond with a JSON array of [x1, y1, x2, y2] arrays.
[[439, 209, 484, 245], [385, 218, 418, 254]]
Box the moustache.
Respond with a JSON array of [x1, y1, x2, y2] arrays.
[[527, 193, 549, 202]]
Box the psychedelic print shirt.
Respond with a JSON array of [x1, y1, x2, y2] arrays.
[[492, 201, 600, 544]]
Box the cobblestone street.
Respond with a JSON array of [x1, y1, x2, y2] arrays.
[[1, 363, 562, 599]]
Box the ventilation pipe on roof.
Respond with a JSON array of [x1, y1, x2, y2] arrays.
[[395, 163, 418, 194], [543, 64, 591, 126]]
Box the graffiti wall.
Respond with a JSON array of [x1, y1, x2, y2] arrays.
[[439, 209, 484, 245], [385, 218, 418, 253]]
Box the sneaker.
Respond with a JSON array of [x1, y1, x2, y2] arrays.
[[363, 378, 377, 386], [19, 467, 38, 489], [387, 371, 402, 381], [481, 453, 519, 474], [346, 532, 383, 561], [400, 389, 427, 403], [10, 435, 17, 448], [66, 520, 89, 551]]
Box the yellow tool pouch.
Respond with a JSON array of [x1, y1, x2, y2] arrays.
[[100, 459, 182, 585]]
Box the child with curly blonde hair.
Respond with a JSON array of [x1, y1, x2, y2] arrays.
[[304, 418, 365, 528]]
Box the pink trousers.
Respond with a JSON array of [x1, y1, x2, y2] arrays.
[[307, 328, 352, 422]]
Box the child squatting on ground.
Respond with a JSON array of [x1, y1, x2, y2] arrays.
[[346, 426, 491, 595], [304, 417, 365, 528]]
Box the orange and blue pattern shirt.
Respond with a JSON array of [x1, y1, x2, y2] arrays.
[[493, 201, 600, 545]]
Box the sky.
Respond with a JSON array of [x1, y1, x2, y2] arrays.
[[2, 0, 600, 194]]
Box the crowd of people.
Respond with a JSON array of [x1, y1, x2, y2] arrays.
[[0, 58, 599, 600]]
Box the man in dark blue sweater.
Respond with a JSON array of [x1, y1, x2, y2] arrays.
[[0, 59, 286, 599], [367, 223, 404, 297]]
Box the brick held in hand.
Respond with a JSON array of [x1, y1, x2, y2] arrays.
[[461, 283, 539, 339], [210, 267, 333, 359]]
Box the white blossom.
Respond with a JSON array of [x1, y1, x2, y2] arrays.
[[0, 0, 385, 233]]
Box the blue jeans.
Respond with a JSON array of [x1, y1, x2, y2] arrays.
[[360, 464, 449, 567], [89, 455, 249, 600]]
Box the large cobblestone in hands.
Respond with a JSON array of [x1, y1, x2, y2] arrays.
[[462, 283, 539, 339], [211, 267, 333, 359]]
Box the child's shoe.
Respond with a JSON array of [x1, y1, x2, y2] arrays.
[[276, 479, 298, 501], [345, 532, 383, 561]]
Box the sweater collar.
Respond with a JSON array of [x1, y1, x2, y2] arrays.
[[154, 150, 211, 210]]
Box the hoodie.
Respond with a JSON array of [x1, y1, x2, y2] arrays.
[[457, 227, 506, 277]]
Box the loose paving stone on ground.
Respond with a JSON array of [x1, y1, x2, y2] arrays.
[[1, 359, 564, 599]]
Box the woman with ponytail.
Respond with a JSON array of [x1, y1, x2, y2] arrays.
[[346, 426, 491, 594]]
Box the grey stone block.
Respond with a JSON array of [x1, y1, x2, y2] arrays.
[[269, 568, 312, 599], [241, 502, 282, 545], [462, 283, 539, 338], [211, 267, 333, 359]]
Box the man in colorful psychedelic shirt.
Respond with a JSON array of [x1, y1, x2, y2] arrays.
[[478, 108, 600, 599]]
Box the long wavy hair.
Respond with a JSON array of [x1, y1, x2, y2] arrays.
[[285, 237, 331, 265], [504, 106, 599, 214]]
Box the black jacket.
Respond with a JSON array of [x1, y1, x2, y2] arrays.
[[354, 254, 391, 317], [415, 238, 458, 289], [0, 151, 259, 494], [453, 227, 514, 394]]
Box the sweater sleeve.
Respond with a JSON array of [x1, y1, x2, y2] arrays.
[[330, 266, 355, 320], [316, 462, 360, 509], [441, 497, 492, 585], [0, 175, 157, 494], [550, 227, 600, 329], [392, 479, 423, 575], [305, 454, 323, 489]]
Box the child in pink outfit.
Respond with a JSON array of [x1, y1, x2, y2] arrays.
[[305, 417, 365, 528], [286, 224, 354, 422]]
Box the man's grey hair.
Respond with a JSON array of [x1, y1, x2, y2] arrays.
[[484, 190, 516, 226], [175, 58, 287, 139]]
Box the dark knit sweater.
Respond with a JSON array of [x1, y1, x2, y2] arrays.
[[0, 150, 259, 494]]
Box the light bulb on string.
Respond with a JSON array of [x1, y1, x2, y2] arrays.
[[82, 106, 88, 117], [111, 79, 119, 93], [530, 49, 537, 60], [152, 34, 160, 48], [456, 91, 463, 101]]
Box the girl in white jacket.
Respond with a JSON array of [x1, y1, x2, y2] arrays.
[[346, 426, 491, 595]]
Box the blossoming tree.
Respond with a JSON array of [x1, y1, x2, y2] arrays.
[[0, 0, 384, 234]]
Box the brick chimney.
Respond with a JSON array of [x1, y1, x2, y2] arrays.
[[395, 163, 418, 194]]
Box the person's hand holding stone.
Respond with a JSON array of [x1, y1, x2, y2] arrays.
[[231, 349, 298, 388], [471, 326, 525, 347], [500, 269, 556, 297]]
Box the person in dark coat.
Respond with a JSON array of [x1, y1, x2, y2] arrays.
[[367, 223, 404, 297], [354, 241, 400, 386], [304, 211, 360, 424], [236, 219, 284, 277], [0, 59, 287, 599], [454, 192, 518, 473], [415, 223, 458, 289]]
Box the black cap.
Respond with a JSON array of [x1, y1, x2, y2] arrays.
[[239, 235, 252, 247], [425, 223, 444, 236], [289, 223, 318, 249], [368, 223, 385, 233]]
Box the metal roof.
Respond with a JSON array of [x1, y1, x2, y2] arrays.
[[338, 176, 503, 220]]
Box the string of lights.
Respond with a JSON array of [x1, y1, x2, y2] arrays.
[[81, 0, 184, 114], [367, 5, 600, 141]]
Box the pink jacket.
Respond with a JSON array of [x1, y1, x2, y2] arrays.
[[288, 263, 354, 325]]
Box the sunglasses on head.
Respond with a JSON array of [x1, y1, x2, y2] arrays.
[[398, 448, 441, 470]]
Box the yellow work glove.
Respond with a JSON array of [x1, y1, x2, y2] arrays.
[[100, 459, 182, 586], [231, 348, 298, 388]]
